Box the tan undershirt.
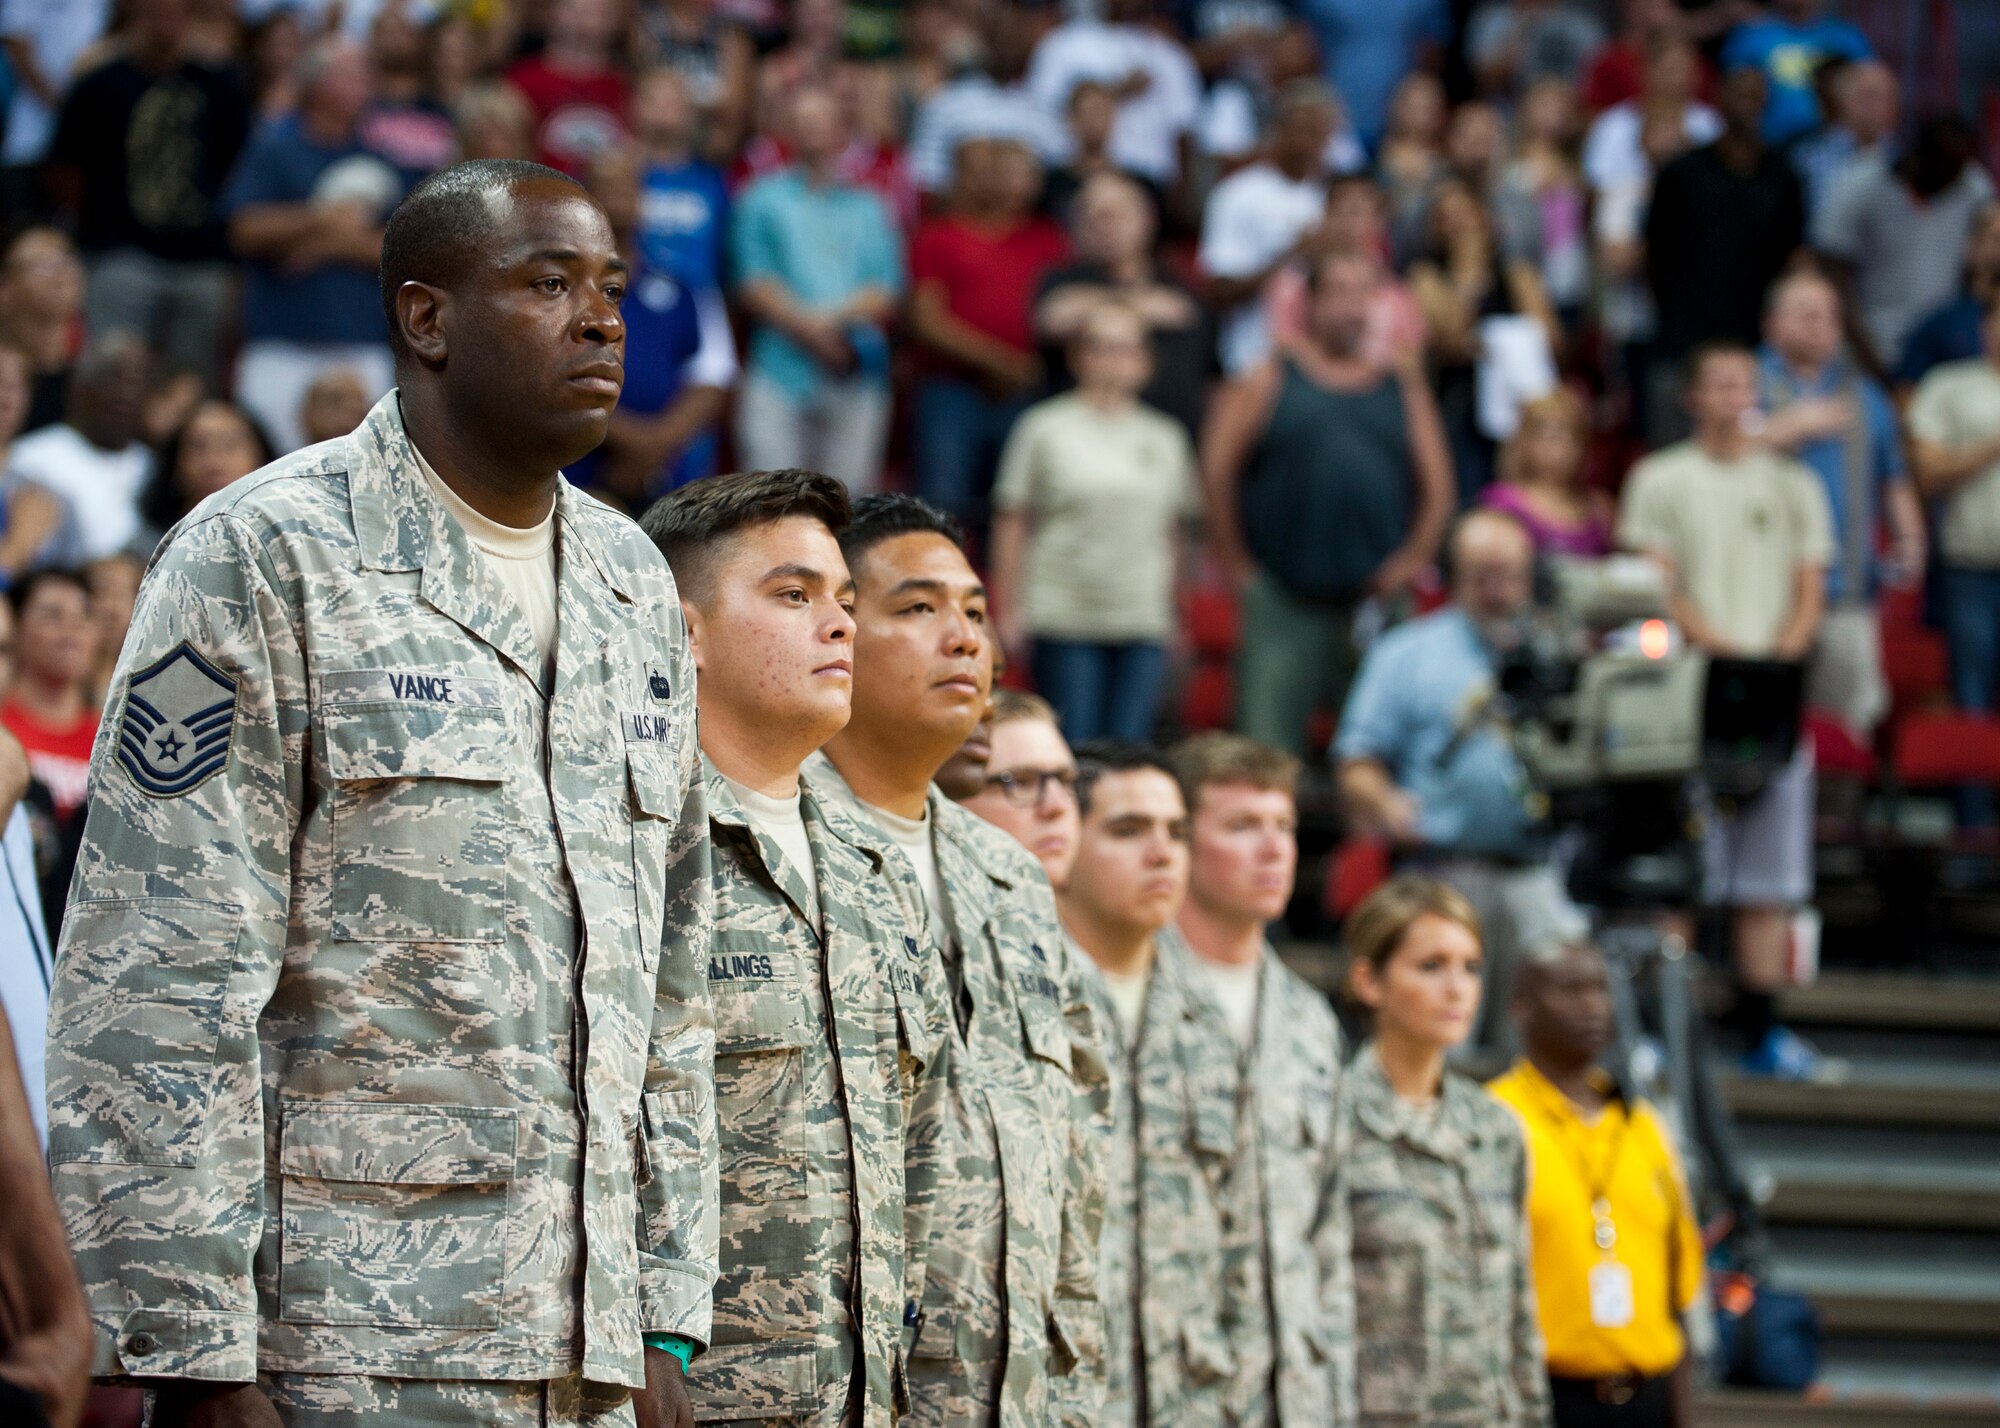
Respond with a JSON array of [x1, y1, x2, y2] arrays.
[[409, 440, 559, 694]]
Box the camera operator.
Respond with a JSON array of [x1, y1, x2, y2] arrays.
[[1337, 507, 1588, 1058], [1618, 341, 1837, 1081]]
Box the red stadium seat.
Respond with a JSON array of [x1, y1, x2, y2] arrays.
[[1879, 584, 1949, 717], [1184, 586, 1240, 658], [1324, 836, 1391, 920], [1805, 708, 1877, 782], [1890, 709, 2000, 789]]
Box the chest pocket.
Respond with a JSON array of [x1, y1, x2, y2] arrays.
[[711, 950, 812, 1202], [325, 702, 510, 944]]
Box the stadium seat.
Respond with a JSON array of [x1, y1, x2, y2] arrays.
[[1891, 709, 2000, 789], [1324, 836, 1391, 921], [1805, 709, 1877, 782]]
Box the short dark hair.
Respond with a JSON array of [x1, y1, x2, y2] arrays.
[[638, 468, 852, 603], [1073, 738, 1175, 815], [837, 492, 963, 579], [8, 566, 90, 618], [379, 158, 587, 357], [1685, 338, 1756, 384]]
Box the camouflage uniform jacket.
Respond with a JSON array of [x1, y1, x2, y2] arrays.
[[805, 754, 1108, 1427], [1336, 1043, 1552, 1428], [1074, 931, 1240, 1428], [694, 759, 951, 1425], [44, 394, 719, 1391], [1171, 934, 1354, 1428]]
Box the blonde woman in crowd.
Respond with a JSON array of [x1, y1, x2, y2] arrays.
[[1338, 876, 1554, 1428], [1480, 388, 1613, 557]]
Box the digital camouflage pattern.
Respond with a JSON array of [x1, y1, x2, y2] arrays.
[[44, 394, 719, 1393], [1172, 934, 1354, 1428], [1069, 930, 1238, 1428], [259, 1368, 636, 1426], [1336, 1043, 1552, 1428], [693, 760, 950, 1426], [806, 754, 1107, 1427]]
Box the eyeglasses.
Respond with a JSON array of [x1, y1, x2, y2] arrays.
[[981, 766, 1079, 807]]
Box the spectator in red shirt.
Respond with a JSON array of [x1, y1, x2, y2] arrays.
[[1581, 0, 1707, 113], [0, 569, 98, 828], [908, 133, 1070, 531], [505, 0, 631, 176]]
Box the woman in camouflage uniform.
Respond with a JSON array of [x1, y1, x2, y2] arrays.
[[1336, 877, 1553, 1428]]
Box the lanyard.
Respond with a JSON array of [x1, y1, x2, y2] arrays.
[[1537, 1084, 1631, 1253]]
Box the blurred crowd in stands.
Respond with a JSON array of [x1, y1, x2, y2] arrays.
[[0, 0, 1995, 1082]]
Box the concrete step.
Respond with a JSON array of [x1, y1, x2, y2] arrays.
[[1808, 1336, 2000, 1409], [1739, 1125, 2000, 1232], [1768, 1227, 2000, 1341], [1779, 974, 2000, 1034], [1724, 1064, 2000, 1130], [1697, 1391, 2000, 1426]]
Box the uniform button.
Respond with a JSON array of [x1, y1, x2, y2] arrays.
[[125, 1332, 157, 1358]]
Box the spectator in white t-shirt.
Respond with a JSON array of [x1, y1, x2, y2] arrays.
[[1582, 36, 1719, 196], [1026, 0, 1202, 189], [7, 332, 153, 565], [1199, 79, 1342, 373]]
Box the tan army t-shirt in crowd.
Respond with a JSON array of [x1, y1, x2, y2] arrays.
[[992, 392, 1200, 643], [1616, 439, 1835, 656], [1909, 357, 2000, 569]]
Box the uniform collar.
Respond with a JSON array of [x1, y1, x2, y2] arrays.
[[705, 754, 888, 926], [344, 392, 635, 690], [1350, 1041, 1497, 1162]]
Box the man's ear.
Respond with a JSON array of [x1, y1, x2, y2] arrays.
[[683, 601, 707, 675], [395, 281, 449, 366]]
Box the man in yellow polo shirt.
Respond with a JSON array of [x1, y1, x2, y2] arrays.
[[1490, 942, 1705, 1428]]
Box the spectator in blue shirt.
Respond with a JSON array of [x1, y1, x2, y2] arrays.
[[572, 141, 737, 503], [1336, 507, 1587, 1054], [1295, 0, 1450, 151], [1897, 202, 2000, 389], [1720, 0, 1871, 148], [1758, 269, 1923, 736], [222, 36, 404, 452], [632, 67, 728, 291], [730, 81, 903, 493]]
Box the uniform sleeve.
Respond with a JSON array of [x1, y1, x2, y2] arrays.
[[898, 879, 953, 1358], [1323, 1099, 1358, 1424], [46, 515, 307, 1384], [1049, 934, 1109, 1424], [1311, 1025, 1356, 1428], [635, 680, 721, 1345], [1506, 1129, 1554, 1428]]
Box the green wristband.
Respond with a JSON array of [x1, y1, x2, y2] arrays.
[[644, 1333, 697, 1373]]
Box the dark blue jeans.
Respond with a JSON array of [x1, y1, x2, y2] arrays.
[[1031, 638, 1169, 744], [1942, 564, 2000, 826], [913, 376, 1030, 531]]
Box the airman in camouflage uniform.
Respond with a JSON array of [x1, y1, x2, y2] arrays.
[[1068, 925, 1240, 1428], [43, 391, 719, 1416], [1337, 1042, 1552, 1428], [695, 760, 950, 1425], [1167, 929, 1353, 1428], [811, 757, 1108, 1426]]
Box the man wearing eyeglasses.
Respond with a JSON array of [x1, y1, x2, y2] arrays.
[[956, 689, 1082, 890], [805, 494, 1107, 1427]]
